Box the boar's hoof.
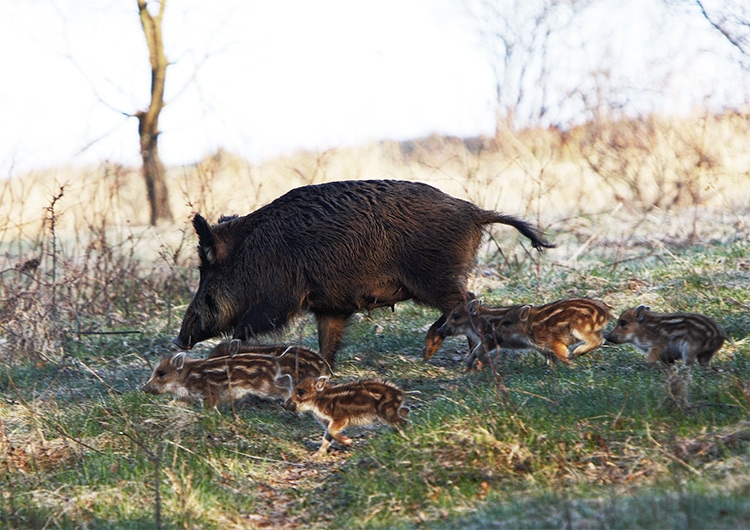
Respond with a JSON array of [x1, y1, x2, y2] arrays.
[[422, 340, 443, 361]]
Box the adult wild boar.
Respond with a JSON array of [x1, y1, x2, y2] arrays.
[[173, 180, 553, 366]]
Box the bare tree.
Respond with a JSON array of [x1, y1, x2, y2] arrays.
[[463, 0, 592, 139], [693, 0, 750, 67], [136, 0, 172, 225]]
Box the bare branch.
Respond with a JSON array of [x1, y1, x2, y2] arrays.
[[694, 0, 750, 59]]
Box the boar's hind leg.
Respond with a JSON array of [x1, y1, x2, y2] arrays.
[[422, 291, 477, 361], [316, 313, 350, 367], [423, 316, 447, 361], [423, 314, 479, 361]]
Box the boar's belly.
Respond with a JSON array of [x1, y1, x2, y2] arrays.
[[359, 283, 412, 311]]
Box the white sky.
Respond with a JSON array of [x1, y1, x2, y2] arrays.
[[0, 0, 746, 176]]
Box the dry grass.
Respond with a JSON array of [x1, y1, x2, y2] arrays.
[[0, 110, 749, 528], [3, 111, 748, 235]]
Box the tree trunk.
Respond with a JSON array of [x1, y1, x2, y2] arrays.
[[137, 0, 172, 225]]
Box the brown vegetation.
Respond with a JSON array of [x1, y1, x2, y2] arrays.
[[0, 111, 748, 364]]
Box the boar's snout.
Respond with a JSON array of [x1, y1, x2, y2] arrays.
[[172, 336, 193, 350]]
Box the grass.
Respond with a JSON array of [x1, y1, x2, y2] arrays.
[[1, 231, 749, 529], [1, 112, 749, 527]]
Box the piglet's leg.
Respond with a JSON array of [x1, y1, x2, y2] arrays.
[[645, 346, 664, 364], [315, 422, 353, 457], [570, 334, 605, 358], [464, 345, 480, 371], [316, 433, 333, 457], [327, 420, 353, 447], [548, 343, 574, 366]]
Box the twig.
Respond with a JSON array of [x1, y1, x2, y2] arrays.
[[119, 431, 164, 530], [45, 186, 65, 322], [75, 330, 143, 336]]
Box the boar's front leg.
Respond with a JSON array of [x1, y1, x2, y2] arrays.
[[316, 312, 350, 367]]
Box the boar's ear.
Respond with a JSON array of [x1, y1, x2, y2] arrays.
[[519, 305, 532, 321], [193, 214, 217, 264], [314, 376, 329, 392], [171, 352, 187, 372], [634, 305, 650, 322]]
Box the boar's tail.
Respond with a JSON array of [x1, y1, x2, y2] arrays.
[[478, 213, 555, 251]]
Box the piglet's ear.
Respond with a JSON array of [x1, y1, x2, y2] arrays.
[[519, 305, 532, 321], [171, 352, 187, 372], [314, 376, 329, 392], [468, 298, 480, 316], [229, 339, 241, 356], [634, 305, 650, 322], [274, 373, 294, 393], [193, 214, 217, 264]]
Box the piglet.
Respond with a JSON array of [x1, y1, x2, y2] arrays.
[[437, 299, 512, 370], [493, 298, 613, 366], [142, 352, 295, 408], [605, 305, 724, 366], [282, 376, 410, 457], [206, 340, 333, 380]]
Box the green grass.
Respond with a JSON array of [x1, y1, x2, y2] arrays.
[[1, 236, 749, 529]]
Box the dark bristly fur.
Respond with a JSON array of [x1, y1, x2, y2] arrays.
[[141, 351, 327, 407], [172, 180, 553, 367], [605, 305, 725, 366], [282, 376, 409, 456]]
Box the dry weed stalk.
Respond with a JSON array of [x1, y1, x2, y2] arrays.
[[664, 364, 692, 410], [576, 114, 723, 220], [0, 178, 188, 365]]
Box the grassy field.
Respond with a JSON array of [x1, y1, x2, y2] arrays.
[[1, 114, 749, 528]]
